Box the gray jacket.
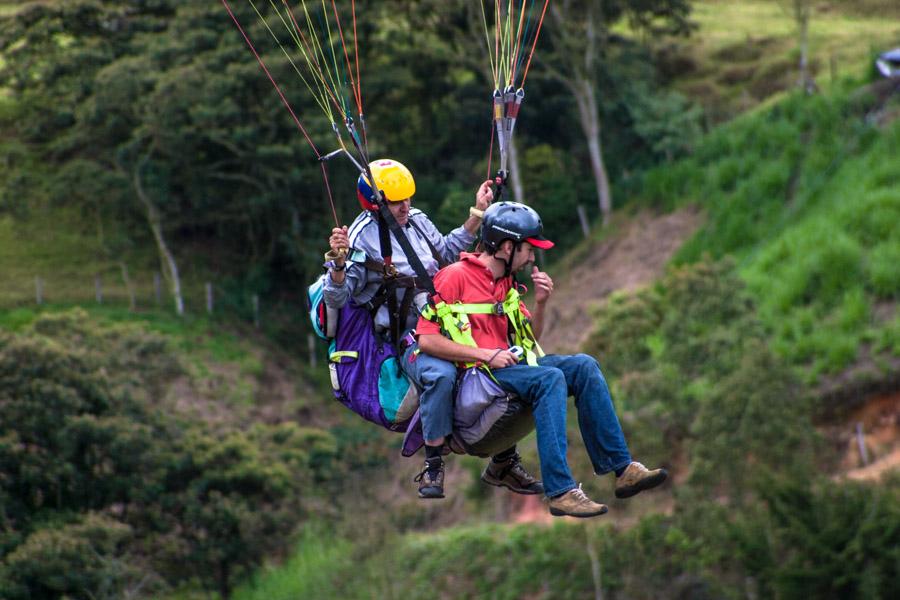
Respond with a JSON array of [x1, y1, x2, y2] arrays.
[[323, 208, 475, 334]]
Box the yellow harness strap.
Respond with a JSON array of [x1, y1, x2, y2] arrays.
[[420, 288, 544, 368]]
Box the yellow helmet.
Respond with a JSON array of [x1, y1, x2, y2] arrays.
[[357, 159, 416, 210]]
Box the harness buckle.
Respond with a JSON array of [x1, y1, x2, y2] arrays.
[[398, 330, 416, 353], [493, 302, 505, 316]]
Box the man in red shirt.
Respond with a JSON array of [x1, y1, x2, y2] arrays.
[[417, 202, 667, 518]]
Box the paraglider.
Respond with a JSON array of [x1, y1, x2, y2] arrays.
[[220, 1, 554, 463]]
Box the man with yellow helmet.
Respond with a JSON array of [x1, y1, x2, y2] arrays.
[[324, 159, 543, 499]]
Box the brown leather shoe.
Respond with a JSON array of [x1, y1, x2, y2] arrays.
[[614, 462, 668, 499], [548, 485, 608, 518], [414, 459, 445, 499], [481, 453, 544, 495]]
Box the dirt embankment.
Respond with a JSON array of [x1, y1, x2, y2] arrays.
[[539, 207, 704, 355], [830, 391, 900, 483]]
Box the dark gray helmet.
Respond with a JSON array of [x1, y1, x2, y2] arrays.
[[481, 201, 555, 252]]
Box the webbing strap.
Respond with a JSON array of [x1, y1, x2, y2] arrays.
[[374, 203, 437, 296], [395, 286, 415, 344], [420, 288, 544, 367], [377, 213, 393, 267], [409, 217, 449, 270], [330, 350, 359, 362]]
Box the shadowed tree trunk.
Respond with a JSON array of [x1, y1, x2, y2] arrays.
[[545, 1, 613, 223], [572, 76, 612, 223], [507, 136, 525, 203], [128, 152, 184, 316]]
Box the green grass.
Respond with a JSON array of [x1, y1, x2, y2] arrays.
[[0, 303, 267, 408], [0, 209, 247, 320], [230, 526, 354, 600], [637, 85, 899, 380], [665, 0, 900, 120], [0, 210, 163, 308]]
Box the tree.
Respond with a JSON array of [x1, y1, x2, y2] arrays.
[[0, 2, 341, 310], [0, 515, 137, 600], [538, 0, 692, 224]]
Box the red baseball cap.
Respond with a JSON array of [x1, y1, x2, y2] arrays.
[[525, 236, 554, 249]]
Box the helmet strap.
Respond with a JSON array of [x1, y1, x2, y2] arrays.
[[502, 241, 521, 279]]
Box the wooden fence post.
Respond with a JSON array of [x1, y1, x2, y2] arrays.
[[576, 204, 591, 239], [35, 276, 43, 305], [205, 282, 213, 315]]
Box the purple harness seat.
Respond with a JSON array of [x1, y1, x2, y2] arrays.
[[329, 302, 416, 432]]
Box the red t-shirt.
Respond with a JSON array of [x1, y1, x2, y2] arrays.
[[416, 252, 530, 350]]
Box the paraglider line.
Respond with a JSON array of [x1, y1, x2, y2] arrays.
[[520, 0, 549, 86]]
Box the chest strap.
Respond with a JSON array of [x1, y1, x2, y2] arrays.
[[420, 287, 544, 369]]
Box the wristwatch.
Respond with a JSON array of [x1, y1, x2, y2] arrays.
[[324, 260, 345, 272]]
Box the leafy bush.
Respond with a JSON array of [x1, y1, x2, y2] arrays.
[[250, 474, 899, 600], [584, 259, 815, 489], [0, 514, 137, 600], [0, 310, 340, 598]]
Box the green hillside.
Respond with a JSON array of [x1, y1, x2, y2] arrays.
[[638, 85, 900, 382], [671, 0, 900, 120], [2, 1, 899, 599]]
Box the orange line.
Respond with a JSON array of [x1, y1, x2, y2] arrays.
[[331, 0, 361, 114], [520, 0, 549, 86], [282, 0, 344, 114]]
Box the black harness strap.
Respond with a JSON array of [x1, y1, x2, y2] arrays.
[[377, 212, 393, 268], [409, 217, 450, 270], [374, 204, 437, 297], [395, 286, 415, 344]]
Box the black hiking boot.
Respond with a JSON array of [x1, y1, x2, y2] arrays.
[[414, 458, 445, 499], [481, 452, 544, 495]]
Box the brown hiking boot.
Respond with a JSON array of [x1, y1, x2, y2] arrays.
[[414, 459, 445, 499], [481, 453, 544, 495], [614, 462, 668, 499], [548, 485, 608, 518]]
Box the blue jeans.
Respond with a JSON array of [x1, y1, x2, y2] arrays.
[[490, 353, 632, 498], [400, 340, 457, 443]]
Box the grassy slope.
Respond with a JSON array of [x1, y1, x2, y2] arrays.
[[0, 304, 328, 423], [639, 86, 899, 381], [670, 0, 900, 120]]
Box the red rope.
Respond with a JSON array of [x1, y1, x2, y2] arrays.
[[331, 0, 361, 115], [486, 118, 495, 180], [352, 0, 366, 147], [281, 0, 345, 116], [221, 0, 341, 227], [495, 1, 501, 84], [222, 0, 319, 155], [510, 0, 528, 84], [320, 161, 339, 227], [520, 0, 549, 87]]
